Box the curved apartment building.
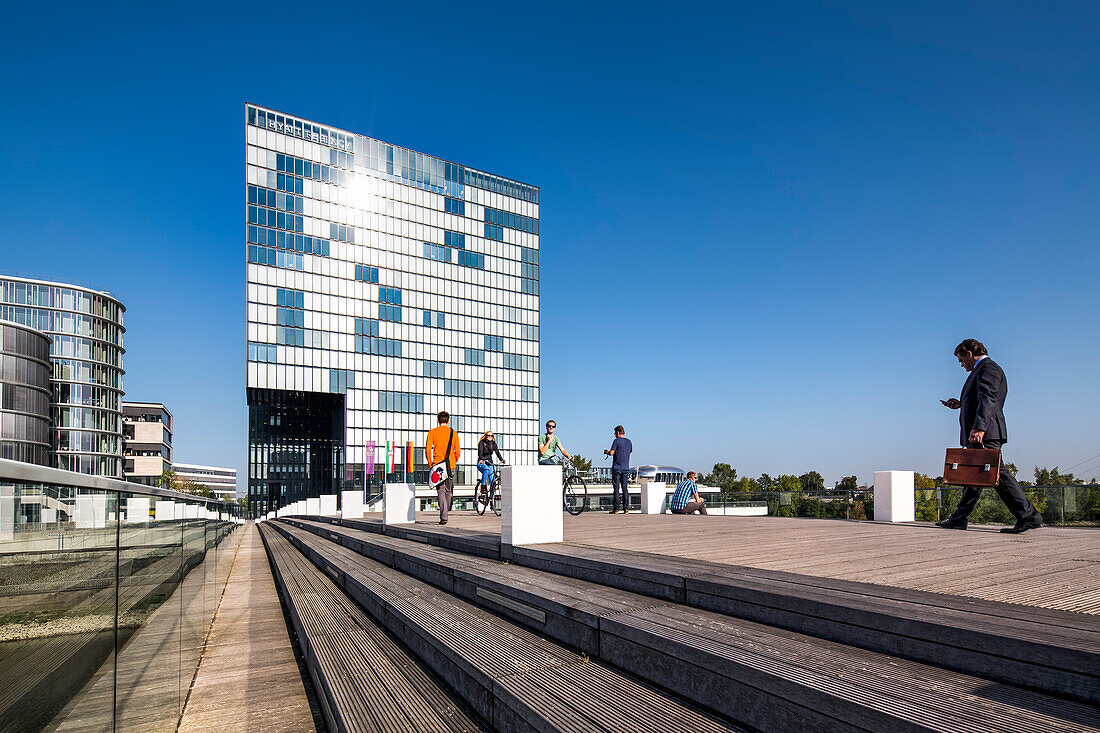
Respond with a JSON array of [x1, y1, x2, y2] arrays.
[[0, 320, 52, 465], [0, 276, 126, 476]]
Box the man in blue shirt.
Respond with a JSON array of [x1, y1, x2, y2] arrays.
[[671, 472, 707, 514], [604, 425, 632, 514]]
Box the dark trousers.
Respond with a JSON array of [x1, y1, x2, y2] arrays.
[[611, 468, 630, 511], [950, 440, 1041, 523], [436, 477, 453, 521]]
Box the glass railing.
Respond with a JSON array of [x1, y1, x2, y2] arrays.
[[682, 490, 875, 518], [917, 484, 1100, 526], [0, 458, 245, 732]]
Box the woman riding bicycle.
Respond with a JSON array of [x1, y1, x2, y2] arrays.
[[477, 430, 506, 491]]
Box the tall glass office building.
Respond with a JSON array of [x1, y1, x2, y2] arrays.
[[245, 105, 540, 516], [0, 276, 126, 476]]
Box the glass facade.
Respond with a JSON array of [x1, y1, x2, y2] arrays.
[[245, 105, 540, 516], [0, 320, 52, 465], [0, 277, 126, 477]]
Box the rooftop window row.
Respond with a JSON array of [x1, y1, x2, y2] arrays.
[[247, 106, 538, 204]]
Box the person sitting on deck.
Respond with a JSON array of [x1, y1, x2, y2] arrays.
[[670, 472, 707, 515]]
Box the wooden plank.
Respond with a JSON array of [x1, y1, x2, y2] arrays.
[[178, 524, 317, 733], [259, 523, 485, 733], [269, 521, 745, 732]]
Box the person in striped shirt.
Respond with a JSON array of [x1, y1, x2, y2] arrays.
[[670, 472, 707, 515]]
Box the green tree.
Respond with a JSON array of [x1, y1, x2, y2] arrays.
[[799, 471, 825, 492], [731, 476, 756, 493], [1034, 466, 1077, 485], [176, 478, 212, 498], [755, 473, 774, 491], [159, 468, 177, 490], [703, 463, 738, 493], [837, 476, 859, 491], [571, 454, 593, 473], [775, 474, 802, 492], [773, 474, 802, 516], [914, 473, 936, 489]]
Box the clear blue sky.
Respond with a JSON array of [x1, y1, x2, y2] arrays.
[[2, 1, 1098, 486]]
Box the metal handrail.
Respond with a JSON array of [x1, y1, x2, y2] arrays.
[[0, 457, 239, 508]]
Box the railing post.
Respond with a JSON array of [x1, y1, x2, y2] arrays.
[[640, 481, 667, 514], [383, 483, 415, 525], [500, 465, 562, 559], [873, 471, 915, 522]]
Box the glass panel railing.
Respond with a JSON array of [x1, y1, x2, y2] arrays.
[[0, 459, 244, 733], [919, 485, 1100, 526]]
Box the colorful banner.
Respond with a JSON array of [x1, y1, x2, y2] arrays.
[[406, 441, 414, 473], [365, 441, 375, 476], [385, 441, 395, 473]]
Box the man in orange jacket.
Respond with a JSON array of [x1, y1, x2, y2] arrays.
[[425, 411, 460, 524]]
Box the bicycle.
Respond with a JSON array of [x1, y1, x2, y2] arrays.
[[475, 466, 503, 517], [561, 457, 588, 515]]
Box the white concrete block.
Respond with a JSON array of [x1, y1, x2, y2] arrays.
[[95, 495, 108, 528], [501, 465, 563, 547], [42, 508, 57, 524], [126, 497, 151, 524], [0, 490, 14, 541], [319, 494, 338, 516], [306, 497, 321, 516], [155, 500, 175, 522], [640, 482, 668, 514], [74, 495, 105, 529], [341, 490, 366, 519], [874, 470, 915, 522], [174, 504, 186, 520], [384, 483, 416, 525]]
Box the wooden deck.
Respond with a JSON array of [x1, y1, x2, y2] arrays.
[[411, 511, 1100, 614], [178, 523, 318, 732], [274, 516, 1100, 731]]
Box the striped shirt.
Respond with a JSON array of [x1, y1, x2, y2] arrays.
[[670, 479, 697, 511]]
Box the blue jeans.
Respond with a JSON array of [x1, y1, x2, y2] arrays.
[[611, 468, 630, 511], [477, 462, 496, 487], [539, 457, 560, 466]]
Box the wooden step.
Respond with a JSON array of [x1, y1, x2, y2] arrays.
[[279, 518, 1100, 733], [267, 521, 742, 733]]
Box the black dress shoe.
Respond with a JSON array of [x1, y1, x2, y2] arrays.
[[1000, 520, 1042, 534], [935, 517, 968, 530]]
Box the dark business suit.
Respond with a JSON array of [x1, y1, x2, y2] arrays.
[[950, 358, 1041, 523]]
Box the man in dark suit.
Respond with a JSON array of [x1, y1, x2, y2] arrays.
[[936, 339, 1043, 533]]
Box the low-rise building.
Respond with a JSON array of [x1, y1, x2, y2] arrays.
[[122, 401, 173, 486], [173, 463, 238, 500]]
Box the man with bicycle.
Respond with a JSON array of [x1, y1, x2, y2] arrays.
[[538, 420, 573, 466]]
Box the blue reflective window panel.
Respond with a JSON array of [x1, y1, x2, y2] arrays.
[[355, 265, 379, 283], [484, 335, 504, 352], [458, 251, 485, 269], [444, 231, 465, 249], [380, 304, 401, 322]]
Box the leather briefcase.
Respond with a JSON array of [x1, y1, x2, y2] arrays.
[[941, 444, 1001, 488]]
